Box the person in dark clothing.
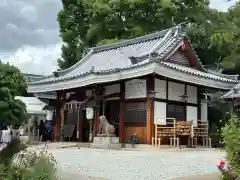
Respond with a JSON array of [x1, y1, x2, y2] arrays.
[[39, 120, 45, 141]]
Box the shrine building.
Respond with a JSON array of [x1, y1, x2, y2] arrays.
[[27, 25, 239, 145]]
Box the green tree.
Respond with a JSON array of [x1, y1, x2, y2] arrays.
[[0, 62, 28, 127], [0, 61, 27, 96], [57, 0, 231, 70], [0, 87, 27, 127], [209, 2, 240, 74], [57, 0, 89, 70], [222, 114, 240, 177]]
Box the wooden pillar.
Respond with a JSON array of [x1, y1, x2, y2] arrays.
[[93, 86, 102, 137], [60, 106, 64, 141], [55, 91, 65, 141], [60, 91, 66, 141], [146, 76, 155, 144], [93, 107, 100, 137], [55, 91, 61, 141], [119, 80, 125, 142]]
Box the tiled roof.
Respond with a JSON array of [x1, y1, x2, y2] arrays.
[[56, 27, 177, 77], [161, 62, 238, 83], [29, 26, 187, 85], [28, 25, 238, 88], [222, 83, 240, 99], [24, 73, 53, 83]]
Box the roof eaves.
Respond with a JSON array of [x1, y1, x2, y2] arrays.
[[159, 61, 239, 84], [29, 60, 155, 85], [206, 69, 239, 81]]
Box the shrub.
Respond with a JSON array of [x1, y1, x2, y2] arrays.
[[0, 140, 57, 180], [222, 114, 240, 178]]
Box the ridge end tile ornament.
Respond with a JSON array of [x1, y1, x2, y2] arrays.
[[149, 52, 158, 61]]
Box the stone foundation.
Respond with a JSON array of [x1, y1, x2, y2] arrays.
[[91, 136, 121, 150]]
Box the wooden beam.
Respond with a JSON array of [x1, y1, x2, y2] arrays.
[[146, 75, 154, 144], [119, 80, 125, 142], [93, 107, 99, 139]]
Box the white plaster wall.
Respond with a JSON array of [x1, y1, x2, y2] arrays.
[[125, 79, 146, 99], [154, 101, 166, 125], [168, 82, 185, 101], [187, 106, 198, 127], [187, 85, 197, 104], [154, 79, 166, 99], [104, 83, 120, 96]]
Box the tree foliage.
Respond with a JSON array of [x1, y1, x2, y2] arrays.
[[0, 62, 28, 127], [57, 0, 240, 76], [0, 61, 27, 97], [210, 2, 240, 73], [222, 113, 240, 176], [0, 87, 27, 127], [57, 0, 217, 69]]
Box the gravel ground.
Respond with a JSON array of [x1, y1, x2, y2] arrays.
[[47, 148, 224, 180]]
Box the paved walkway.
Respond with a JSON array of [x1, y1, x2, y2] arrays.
[[47, 148, 224, 180]]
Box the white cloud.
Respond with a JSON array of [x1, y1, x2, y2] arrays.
[[0, 0, 62, 75], [20, 5, 37, 22], [1, 43, 61, 75]]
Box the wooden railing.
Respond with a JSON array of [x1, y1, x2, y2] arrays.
[[152, 119, 211, 148]]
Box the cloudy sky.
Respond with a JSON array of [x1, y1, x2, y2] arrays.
[[0, 0, 237, 75]]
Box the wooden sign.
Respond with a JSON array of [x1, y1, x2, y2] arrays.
[[63, 124, 75, 139], [125, 79, 146, 99]]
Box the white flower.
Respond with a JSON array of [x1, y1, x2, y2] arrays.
[[12, 145, 57, 169]]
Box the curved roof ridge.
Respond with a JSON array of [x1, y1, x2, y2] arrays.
[[55, 49, 95, 77], [93, 26, 181, 53]]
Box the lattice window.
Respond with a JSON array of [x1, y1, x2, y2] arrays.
[[125, 102, 147, 122], [167, 104, 185, 121]]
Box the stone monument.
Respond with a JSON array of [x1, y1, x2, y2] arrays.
[[91, 115, 121, 150]]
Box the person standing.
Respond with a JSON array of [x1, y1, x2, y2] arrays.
[[39, 120, 45, 142], [1, 126, 11, 144]]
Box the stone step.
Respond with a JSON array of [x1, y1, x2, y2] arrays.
[[90, 143, 121, 150], [93, 137, 119, 144]]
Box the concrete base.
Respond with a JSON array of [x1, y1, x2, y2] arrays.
[[91, 136, 121, 150], [93, 136, 119, 144]]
